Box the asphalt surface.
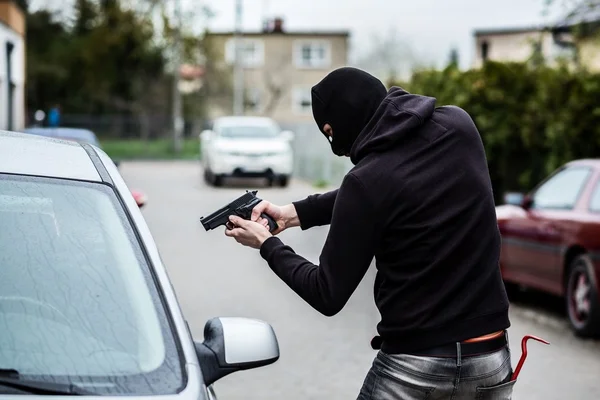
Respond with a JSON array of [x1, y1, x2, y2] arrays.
[[120, 161, 600, 400]]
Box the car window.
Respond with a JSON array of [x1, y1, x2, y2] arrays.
[[218, 124, 279, 138], [590, 179, 600, 212], [532, 166, 592, 210], [0, 175, 184, 395]]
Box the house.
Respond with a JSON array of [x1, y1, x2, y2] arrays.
[[0, 0, 25, 131], [472, 9, 600, 71], [204, 18, 349, 124]]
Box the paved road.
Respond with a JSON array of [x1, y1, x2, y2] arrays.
[[120, 161, 600, 400]]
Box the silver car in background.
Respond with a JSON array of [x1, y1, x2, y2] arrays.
[[0, 130, 280, 398]]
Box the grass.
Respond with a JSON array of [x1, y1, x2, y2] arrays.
[[313, 179, 329, 188], [99, 138, 200, 160]]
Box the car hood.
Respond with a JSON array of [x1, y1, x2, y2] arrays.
[[213, 138, 291, 153], [496, 204, 526, 221]]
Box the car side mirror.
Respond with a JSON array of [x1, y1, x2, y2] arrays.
[[195, 317, 280, 386], [280, 130, 294, 142], [521, 195, 534, 210]]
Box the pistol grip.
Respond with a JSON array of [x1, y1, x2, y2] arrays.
[[261, 213, 279, 232]]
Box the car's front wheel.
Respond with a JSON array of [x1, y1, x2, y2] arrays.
[[203, 166, 223, 187], [203, 167, 211, 184], [566, 254, 600, 337], [278, 175, 290, 187]]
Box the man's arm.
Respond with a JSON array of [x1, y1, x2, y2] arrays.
[[259, 175, 377, 316], [250, 189, 338, 234], [292, 189, 339, 230]]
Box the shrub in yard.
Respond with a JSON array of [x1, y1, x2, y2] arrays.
[[394, 61, 600, 203]]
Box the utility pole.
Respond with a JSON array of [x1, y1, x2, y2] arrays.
[[233, 0, 244, 115], [172, 0, 184, 153]]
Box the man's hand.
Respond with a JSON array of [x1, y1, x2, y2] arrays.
[[225, 215, 272, 249], [251, 201, 300, 235]]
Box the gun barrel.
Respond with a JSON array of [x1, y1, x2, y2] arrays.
[[200, 190, 265, 231], [200, 206, 231, 231]]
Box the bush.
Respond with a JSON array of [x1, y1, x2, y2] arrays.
[[395, 61, 600, 203]]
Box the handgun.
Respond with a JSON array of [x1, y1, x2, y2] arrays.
[[200, 190, 278, 232]]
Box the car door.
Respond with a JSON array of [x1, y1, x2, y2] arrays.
[[503, 166, 593, 293]]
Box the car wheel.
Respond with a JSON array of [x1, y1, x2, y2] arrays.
[[566, 254, 600, 337], [203, 168, 212, 184], [279, 176, 290, 187], [213, 174, 223, 187]]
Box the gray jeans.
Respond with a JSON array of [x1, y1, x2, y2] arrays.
[[357, 346, 515, 400]]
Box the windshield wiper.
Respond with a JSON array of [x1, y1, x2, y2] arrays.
[[0, 369, 94, 395]]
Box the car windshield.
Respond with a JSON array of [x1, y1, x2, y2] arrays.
[[0, 175, 184, 395], [218, 124, 279, 138]]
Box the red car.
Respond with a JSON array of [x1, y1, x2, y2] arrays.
[[496, 159, 600, 337]]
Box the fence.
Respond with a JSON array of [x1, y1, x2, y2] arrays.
[[26, 113, 204, 139], [281, 121, 353, 188]]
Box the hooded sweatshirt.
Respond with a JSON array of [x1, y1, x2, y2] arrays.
[[259, 86, 510, 353]]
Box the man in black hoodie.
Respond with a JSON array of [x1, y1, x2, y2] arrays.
[[224, 67, 514, 399]]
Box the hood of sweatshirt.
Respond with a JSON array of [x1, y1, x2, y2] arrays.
[[350, 87, 437, 164]]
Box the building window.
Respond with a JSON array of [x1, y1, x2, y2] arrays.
[[292, 87, 312, 114], [225, 38, 264, 68], [245, 88, 262, 113], [294, 41, 331, 68], [481, 40, 489, 61]]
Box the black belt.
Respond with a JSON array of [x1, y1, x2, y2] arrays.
[[372, 332, 508, 358]]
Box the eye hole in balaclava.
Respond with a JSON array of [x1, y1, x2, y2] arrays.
[[311, 67, 387, 156]]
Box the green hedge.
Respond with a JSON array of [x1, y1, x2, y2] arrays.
[[397, 61, 600, 203]]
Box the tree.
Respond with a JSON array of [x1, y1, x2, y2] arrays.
[[25, 9, 71, 110], [25, 0, 169, 137], [24, 0, 226, 138], [448, 47, 459, 68], [355, 27, 424, 85], [15, 0, 28, 11]]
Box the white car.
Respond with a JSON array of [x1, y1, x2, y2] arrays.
[[0, 130, 280, 398], [200, 116, 294, 187]]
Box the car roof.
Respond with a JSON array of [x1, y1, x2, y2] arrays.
[[565, 158, 600, 169], [0, 130, 102, 182], [22, 127, 100, 146]]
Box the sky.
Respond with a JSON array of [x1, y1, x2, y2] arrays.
[[195, 0, 570, 71]]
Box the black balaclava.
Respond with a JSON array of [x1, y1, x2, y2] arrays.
[[311, 67, 387, 156]]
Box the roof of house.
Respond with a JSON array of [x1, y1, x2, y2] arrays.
[[206, 30, 350, 37], [554, 3, 600, 30], [473, 25, 547, 37], [474, 4, 600, 37], [0, 130, 102, 182]]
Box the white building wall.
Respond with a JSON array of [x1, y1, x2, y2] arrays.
[[0, 22, 25, 131]]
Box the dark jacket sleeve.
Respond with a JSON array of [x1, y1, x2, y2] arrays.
[[292, 189, 338, 230], [260, 173, 379, 316]]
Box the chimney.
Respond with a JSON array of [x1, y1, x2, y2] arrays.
[[272, 17, 284, 33]]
